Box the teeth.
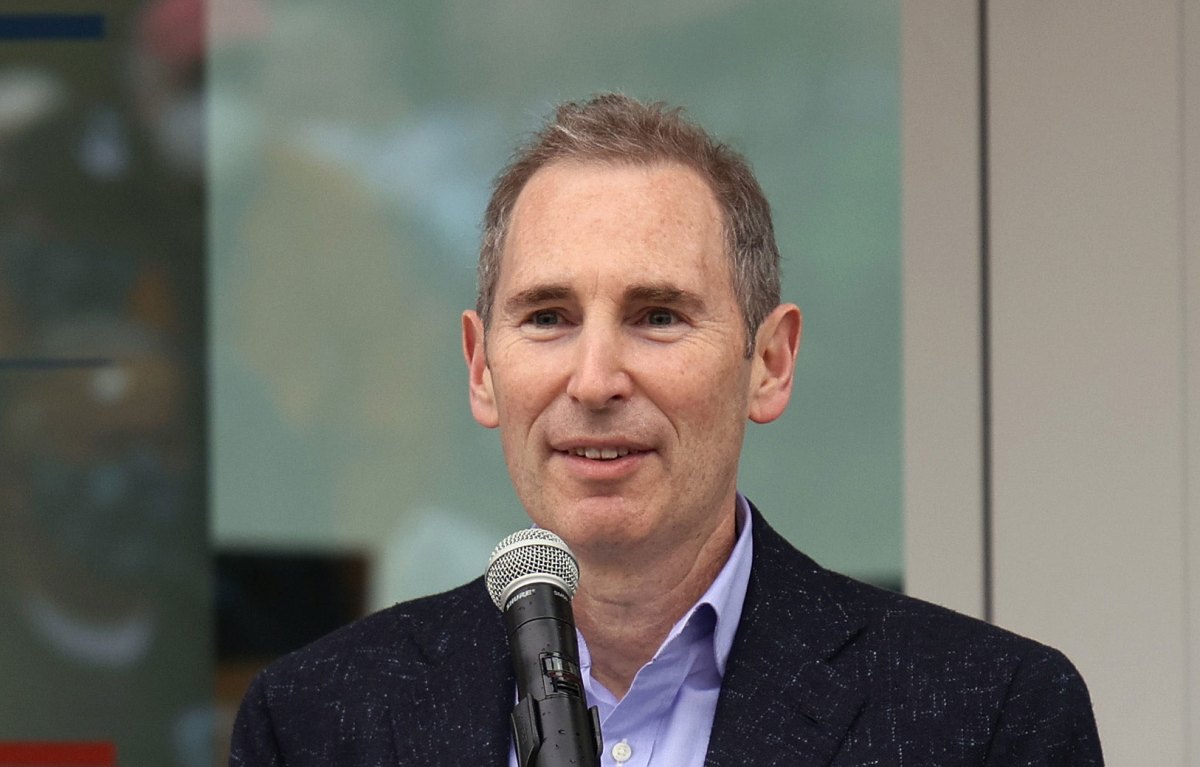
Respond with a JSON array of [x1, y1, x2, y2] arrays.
[[571, 446, 632, 460]]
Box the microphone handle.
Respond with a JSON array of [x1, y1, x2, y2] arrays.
[[503, 582, 602, 767]]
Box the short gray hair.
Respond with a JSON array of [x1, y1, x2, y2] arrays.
[[477, 93, 781, 356]]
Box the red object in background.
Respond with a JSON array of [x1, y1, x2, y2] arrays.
[[136, 0, 270, 76], [0, 743, 115, 766]]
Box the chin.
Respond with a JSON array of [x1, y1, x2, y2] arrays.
[[555, 520, 655, 561], [527, 494, 653, 545]]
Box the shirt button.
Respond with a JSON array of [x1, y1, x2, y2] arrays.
[[611, 740, 633, 763]]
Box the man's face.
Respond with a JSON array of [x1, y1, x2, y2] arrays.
[[464, 161, 768, 559]]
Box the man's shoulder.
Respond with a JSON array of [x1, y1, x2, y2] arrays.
[[252, 578, 498, 695], [230, 579, 514, 764], [829, 560, 1082, 676], [752, 505, 1069, 658], [748, 507, 1094, 710], [720, 512, 1102, 762]]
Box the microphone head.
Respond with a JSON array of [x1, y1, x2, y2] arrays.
[[486, 528, 580, 609]]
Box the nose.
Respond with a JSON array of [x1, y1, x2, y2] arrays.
[[566, 320, 632, 410]]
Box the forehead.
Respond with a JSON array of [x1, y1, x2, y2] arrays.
[[500, 160, 729, 293]]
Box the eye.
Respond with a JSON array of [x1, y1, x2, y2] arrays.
[[644, 308, 677, 326], [529, 309, 561, 327]]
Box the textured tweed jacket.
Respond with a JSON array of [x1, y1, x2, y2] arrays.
[[229, 505, 1103, 766]]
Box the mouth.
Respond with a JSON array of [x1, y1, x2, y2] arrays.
[[566, 446, 641, 461], [551, 440, 652, 481]]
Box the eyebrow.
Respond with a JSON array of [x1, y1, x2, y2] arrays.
[[501, 281, 707, 317], [502, 284, 572, 317], [624, 284, 705, 310]]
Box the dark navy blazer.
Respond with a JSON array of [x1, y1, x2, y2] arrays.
[[229, 506, 1103, 765]]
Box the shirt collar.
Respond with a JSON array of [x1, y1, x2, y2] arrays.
[[647, 492, 754, 677], [575, 493, 755, 682], [695, 492, 754, 677]]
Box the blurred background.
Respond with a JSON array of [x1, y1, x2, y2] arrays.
[[0, 0, 900, 764], [6, 2, 1199, 764], [207, 0, 901, 588], [0, 2, 210, 765]]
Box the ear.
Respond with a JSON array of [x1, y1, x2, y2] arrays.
[[462, 311, 499, 428], [747, 303, 802, 424]]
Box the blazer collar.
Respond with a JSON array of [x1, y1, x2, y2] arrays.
[[705, 504, 868, 766]]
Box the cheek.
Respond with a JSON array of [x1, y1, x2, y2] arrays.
[[650, 354, 749, 420], [492, 375, 553, 454]]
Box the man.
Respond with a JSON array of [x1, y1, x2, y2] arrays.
[[230, 94, 1103, 765]]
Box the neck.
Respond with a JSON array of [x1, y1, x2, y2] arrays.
[[572, 505, 737, 699]]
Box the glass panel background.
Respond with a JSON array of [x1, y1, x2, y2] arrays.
[[209, 0, 902, 612], [0, 0, 897, 762], [0, 2, 211, 765]]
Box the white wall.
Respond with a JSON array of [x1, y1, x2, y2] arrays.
[[1185, 0, 1200, 753], [902, 1, 1199, 762], [901, 0, 986, 620]]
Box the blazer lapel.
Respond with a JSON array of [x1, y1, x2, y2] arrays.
[[705, 509, 868, 767], [389, 580, 515, 766]]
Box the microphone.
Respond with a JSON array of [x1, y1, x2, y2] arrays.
[[486, 529, 602, 767]]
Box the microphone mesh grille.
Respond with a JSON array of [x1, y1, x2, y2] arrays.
[[485, 528, 580, 608]]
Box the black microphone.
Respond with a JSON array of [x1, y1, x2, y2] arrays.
[[486, 530, 602, 767]]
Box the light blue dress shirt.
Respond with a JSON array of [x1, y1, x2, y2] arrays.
[[509, 494, 754, 767]]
